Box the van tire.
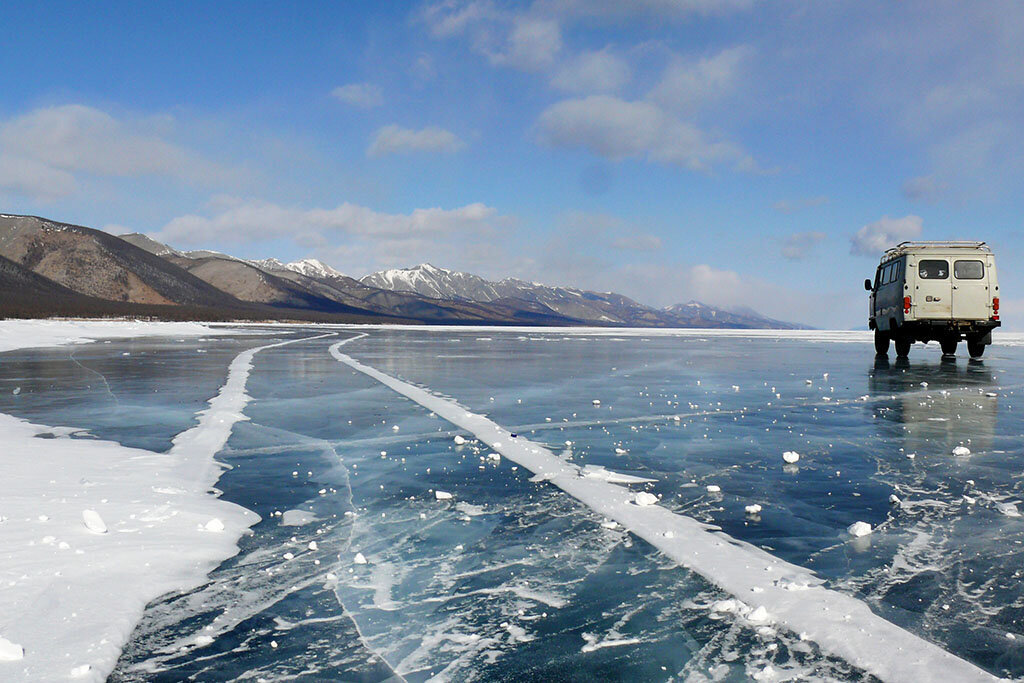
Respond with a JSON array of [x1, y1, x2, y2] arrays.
[[967, 337, 986, 359], [874, 330, 890, 355], [940, 338, 958, 356], [894, 336, 911, 358]]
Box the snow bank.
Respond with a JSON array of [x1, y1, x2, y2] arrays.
[[0, 320, 233, 354], [330, 335, 999, 683], [0, 324, 331, 681]]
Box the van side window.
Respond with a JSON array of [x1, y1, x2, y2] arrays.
[[919, 259, 948, 279], [954, 260, 984, 279]]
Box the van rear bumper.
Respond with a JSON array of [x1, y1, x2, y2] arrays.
[[898, 319, 1001, 343]]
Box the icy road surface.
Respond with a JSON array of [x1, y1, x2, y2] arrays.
[[0, 325, 1022, 681]]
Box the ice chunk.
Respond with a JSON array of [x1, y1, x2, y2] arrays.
[[952, 446, 971, 456], [195, 635, 214, 647], [614, 447, 627, 455], [782, 451, 800, 464], [748, 605, 769, 623], [996, 502, 1021, 518], [592, 399, 601, 405], [204, 518, 225, 533], [434, 490, 453, 500], [0, 636, 24, 661], [889, 494, 902, 506], [82, 509, 107, 534], [354, 552, 367, 564], [745, 504, 763, 515], [280, 509, 317, 526], [307, 541, 318, 551], [70, 664, 91, 677], [847, 521, 872, 537], [634, 492, 659, 506], [453, 435, 466, 445], [706, 485, 721, 493]]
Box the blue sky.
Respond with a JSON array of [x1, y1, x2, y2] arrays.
[[1, 1, 1022, 328]]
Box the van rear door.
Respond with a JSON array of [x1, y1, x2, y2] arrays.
[[914, 258, 952, 319], [951, 257, 989, 320]]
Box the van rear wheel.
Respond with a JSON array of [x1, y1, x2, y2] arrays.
[[967, 337, 986, 359], [940, 338, 958, 356], [894, 336, 911, 358], [874, 330, 890, 355]]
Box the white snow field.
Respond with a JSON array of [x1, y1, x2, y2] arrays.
[[0, 320, 331, 681], [329, 334, 1002, 683]]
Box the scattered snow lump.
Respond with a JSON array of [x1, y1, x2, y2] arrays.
[[634, 492, 659, 507], [847, 521, 872, 537], [0, 636, 24, 661], [204, 518, 226, 533], [81, 509, 107, 534], [353, 552, 367, 565], [70, 664, 92, 678], [782, 451, 800, 464], [952, 446, 971, 457], [434, 490, 453, 501], [453, 435, 466, 445]]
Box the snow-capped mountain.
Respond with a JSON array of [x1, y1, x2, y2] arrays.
[[360, 264, 801, 328], [0, 215, 803, 328], [361, 263, 503, 301], [282, 258, 346, 280]]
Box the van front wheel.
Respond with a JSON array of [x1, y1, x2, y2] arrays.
[[874, 330, 890, 355], [967, 337, 986, 359], [940, 338, 958, 356], [894, 336, 912, 358]]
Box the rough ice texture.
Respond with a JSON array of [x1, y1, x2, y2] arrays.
[[0, 321, 331, 681], [330, 335, 1000, 683]]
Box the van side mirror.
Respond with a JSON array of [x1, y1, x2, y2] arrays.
[[864, 279, 872, 291]]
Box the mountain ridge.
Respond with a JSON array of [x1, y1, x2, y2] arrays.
[[0, 213, 804, 328]]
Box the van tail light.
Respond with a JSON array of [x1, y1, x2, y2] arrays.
[[993, 297, 1000, 320], [903, 296, 911, 313]]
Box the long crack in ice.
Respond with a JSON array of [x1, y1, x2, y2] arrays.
[[329, 335, 1001, 683]]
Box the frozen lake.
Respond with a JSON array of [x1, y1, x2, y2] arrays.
[[1, 326, 1022, 681]]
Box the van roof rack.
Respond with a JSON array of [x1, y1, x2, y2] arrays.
[[882, 241, 990, 260]]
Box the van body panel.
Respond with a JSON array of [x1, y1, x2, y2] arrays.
[[951, 256, 993, 320], [911, 257, 952, 320]]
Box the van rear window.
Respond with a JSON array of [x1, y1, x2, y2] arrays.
[[954, 259, 984, 279], [919, 260, 948, 279]]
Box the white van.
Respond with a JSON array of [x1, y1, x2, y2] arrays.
[[866, 241, 1000, 358]]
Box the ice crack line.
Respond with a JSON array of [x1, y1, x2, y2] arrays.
[[169, 332, 337, 489], [328, 335, 1002, 683]]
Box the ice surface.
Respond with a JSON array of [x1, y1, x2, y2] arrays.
[[3, 324, 1023, 681]]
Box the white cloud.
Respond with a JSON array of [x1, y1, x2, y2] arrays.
[[538, 0, 755, 21], [490, 16, 562, 70], [0, 104, 236, 199], [155, 198, 502, 247], [0, 155, 78, 200], [850, 215, 923, 256], [331, 83, 384, 108], [551, 49, 631, 94], [367, 125, 466, 158], [647, 46, 751, 113], [781, 231, 827, 260], [536, 95, 755, 171]]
